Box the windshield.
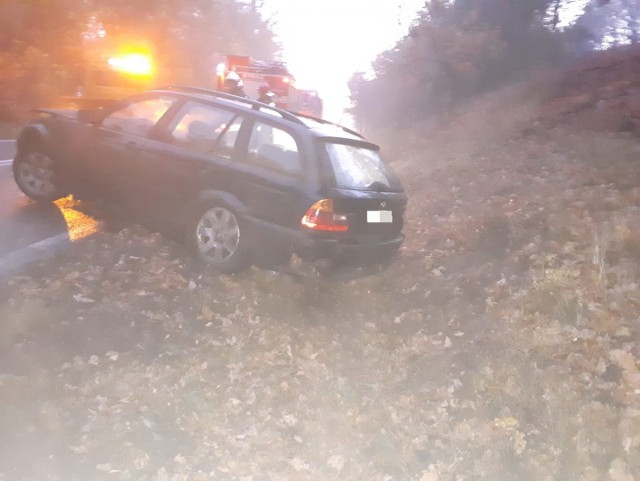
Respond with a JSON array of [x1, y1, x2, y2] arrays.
[[324, 142, 402, 192]]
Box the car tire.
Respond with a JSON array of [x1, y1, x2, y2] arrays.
[[189, 203, 251, 274], [13, 142, 65, 202]]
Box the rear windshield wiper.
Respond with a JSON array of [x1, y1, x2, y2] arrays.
[[364, 181, 391, 192]]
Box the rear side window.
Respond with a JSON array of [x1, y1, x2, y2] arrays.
[[245, 122, 302, 177], [168, 102, 239, 158], [324, 142, 402, 192], [102, 96, 174, 136]]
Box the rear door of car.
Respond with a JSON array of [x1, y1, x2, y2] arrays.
[[221, 118, 311, 232]]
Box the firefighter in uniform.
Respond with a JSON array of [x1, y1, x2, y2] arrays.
[[223, 71, 246, 97], [257, 85, 276, 105]]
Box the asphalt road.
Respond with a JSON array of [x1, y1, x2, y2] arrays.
[[0, 138, 16, 166], [0, 140, 74, 276]]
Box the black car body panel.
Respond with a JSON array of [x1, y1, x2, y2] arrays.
[[13, 87, 407, 273]]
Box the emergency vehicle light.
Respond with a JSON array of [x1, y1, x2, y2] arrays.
[[108, 53, 153, 77]]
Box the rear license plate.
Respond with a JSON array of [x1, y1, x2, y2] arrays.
[[367, 210, 393, 223]]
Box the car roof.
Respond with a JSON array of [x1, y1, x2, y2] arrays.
[[151, 85, 374, 146]]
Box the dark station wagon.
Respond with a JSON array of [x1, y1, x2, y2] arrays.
[[13, 86, 407, 276]]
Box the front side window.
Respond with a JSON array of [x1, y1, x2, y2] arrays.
[[102, 96, 174, 137], [324, 142, 402, 192], [246, 122, 302, 176], [168, 102, 240, 158]]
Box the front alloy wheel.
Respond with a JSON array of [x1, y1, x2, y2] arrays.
[[14, 151, 61, 201], [194, 206, 249, 273]]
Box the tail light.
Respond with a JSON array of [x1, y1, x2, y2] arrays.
[[301, 199, 349, 232]]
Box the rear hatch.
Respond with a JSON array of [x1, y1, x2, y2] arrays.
[[321, 140, 407, 243]]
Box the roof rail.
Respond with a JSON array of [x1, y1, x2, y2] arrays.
[[153, 85, 307, 126], [293, 112, 364, 139]]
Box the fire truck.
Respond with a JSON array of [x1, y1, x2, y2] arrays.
[[65, 47, 154, 109], [216, 55, 323, 118], [294, 88, 324, 118]]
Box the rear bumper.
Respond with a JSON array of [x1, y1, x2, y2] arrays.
[[246, 216, 404, 267], [294, 232, 404, 264]]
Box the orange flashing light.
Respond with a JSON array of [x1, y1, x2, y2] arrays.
[[301, 199, 349, 232], [108, 53, 153, 77]]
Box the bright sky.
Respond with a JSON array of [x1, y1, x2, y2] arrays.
[[260, 1, 589, 124], [260, 1, 427, 123]]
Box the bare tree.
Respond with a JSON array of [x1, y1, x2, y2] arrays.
[[579, 0, 640, 47]]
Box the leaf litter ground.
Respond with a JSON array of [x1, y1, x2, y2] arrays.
[[1, 126, 640, 480]]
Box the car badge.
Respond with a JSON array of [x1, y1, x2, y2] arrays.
[[380, 201, 387, 208]]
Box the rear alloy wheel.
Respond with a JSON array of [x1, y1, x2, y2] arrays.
[[13, 150, 63, 202], [192, 205, 250, 273]]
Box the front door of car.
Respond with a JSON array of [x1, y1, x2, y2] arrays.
[[95, 134, 189, 221], [107, 101, 245, 226], [88, 95, 178, 203]]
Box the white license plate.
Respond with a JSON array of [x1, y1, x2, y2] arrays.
[[367, 210, 393, 223]]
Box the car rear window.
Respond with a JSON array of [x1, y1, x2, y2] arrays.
[[324, 142, 402, 192]]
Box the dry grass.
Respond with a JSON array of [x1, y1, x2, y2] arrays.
[[2, 66, 640, 480]]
